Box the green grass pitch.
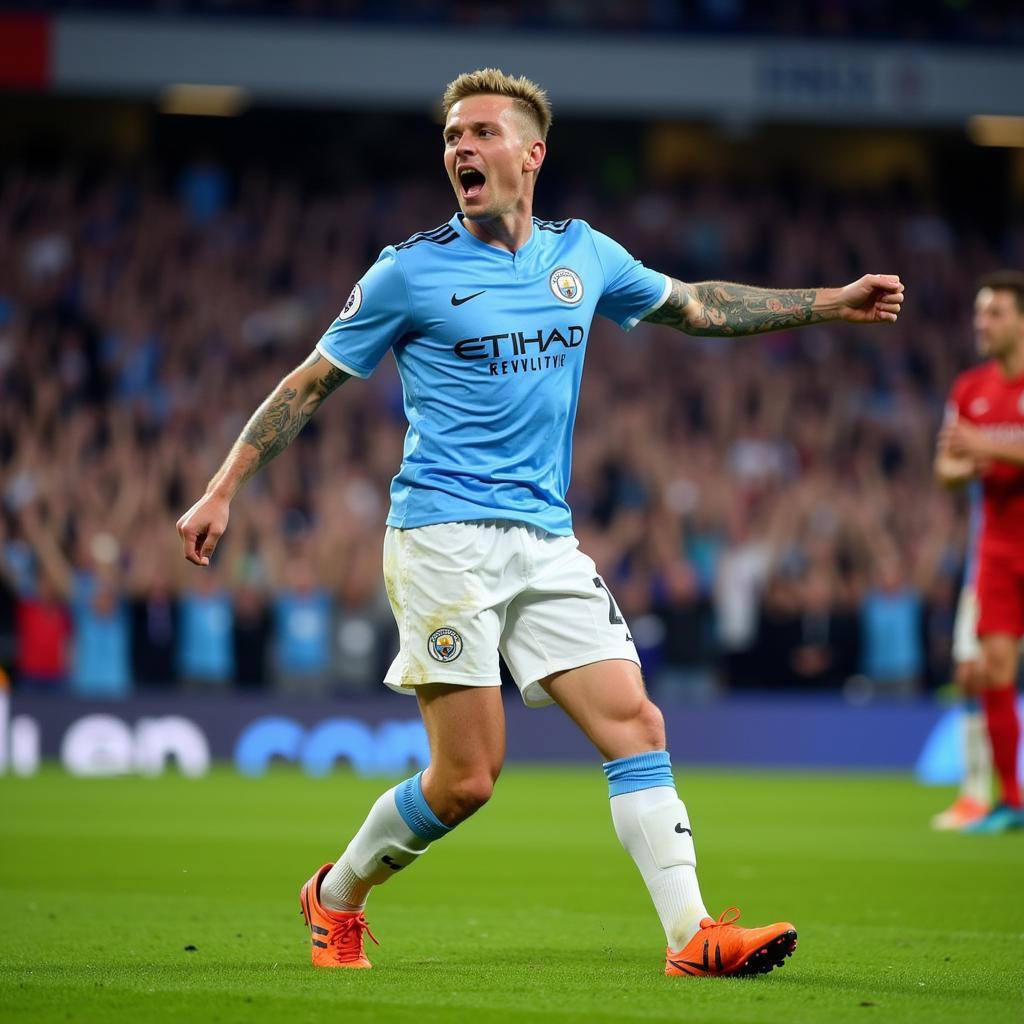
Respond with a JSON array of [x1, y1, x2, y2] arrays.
[[1, 765, 1021, 1024]]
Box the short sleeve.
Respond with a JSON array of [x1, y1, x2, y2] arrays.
[[316, 249, 411, 378], [589, 228, 671, 331]]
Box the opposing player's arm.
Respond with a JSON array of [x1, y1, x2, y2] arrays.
[[934, 446, 977, 489], [943, 417, 1024, 469], [176, 351, 351, 566], [643, 274, 903, 336]]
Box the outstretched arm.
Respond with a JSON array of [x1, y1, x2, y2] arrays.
[[644, 274, 904, 336], [176, 351, 351, 566]]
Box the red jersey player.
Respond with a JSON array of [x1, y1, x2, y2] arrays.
[[937, 271, 1024, 832]]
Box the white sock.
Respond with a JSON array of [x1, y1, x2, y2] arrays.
[[610, 786, 709, 950], [320, 786, 431, 912], [961, 709, 992, 806]]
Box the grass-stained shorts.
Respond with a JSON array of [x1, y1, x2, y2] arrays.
[[382, 519, 639, 707]]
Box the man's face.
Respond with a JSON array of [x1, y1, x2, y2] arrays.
[[974, 287, 1024, 358], [443, 94, 543, 221]]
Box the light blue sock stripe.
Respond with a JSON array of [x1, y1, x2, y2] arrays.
[[394, 772, 452, 841], [603, 750, 675, 797]]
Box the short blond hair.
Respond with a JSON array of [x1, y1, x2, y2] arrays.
[[442, 68, 552, 141]]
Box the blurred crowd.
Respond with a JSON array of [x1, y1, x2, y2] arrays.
[[15, 0, 1024, 45], [1, 157, 1019, 701]]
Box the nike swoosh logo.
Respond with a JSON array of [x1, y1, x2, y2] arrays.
[[451, 290, 486, 306], [675, 824, 692, 836]]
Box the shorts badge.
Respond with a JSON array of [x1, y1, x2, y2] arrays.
[[428, 627, 464, 663], [549, 267, 584, 305]]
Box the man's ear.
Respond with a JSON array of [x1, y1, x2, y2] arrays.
[[524, 139, 546, 174]]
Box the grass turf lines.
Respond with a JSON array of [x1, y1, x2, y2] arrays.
[[1, 765, 1021, 1024]]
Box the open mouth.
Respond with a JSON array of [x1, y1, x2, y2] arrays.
[[458, 167, 486, 199]]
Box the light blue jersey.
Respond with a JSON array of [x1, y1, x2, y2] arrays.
[[317, 214, 669, 534]]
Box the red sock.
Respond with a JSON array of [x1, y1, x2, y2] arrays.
[[982, 688, 1021, 808]]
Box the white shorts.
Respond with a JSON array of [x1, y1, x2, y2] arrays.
[[382, 520, 640, 707], [952, 586, 980, 664]]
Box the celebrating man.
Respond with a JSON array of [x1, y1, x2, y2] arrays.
[[178, 68, 905, 975]]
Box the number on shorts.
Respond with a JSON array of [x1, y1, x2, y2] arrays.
[[593, 576, 624, 625]]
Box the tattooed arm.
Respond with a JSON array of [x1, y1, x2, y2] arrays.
[[176, 351, 351, 566], [644, 274, 904, 336]]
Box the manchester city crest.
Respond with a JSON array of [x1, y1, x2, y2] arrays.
[[337, 283, 363, 322], [427, 626, 464, 663], [549, 267, 584, 305]]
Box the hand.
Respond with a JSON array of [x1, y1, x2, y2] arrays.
[[838, 274, 905, 324], [941, 419, 991, 462], [176, 492, 230, 567]]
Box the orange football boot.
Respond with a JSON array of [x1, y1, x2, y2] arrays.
[[930, 795, 988, 831], [665, 907, 797, 977], [299, 863, 379, 968]]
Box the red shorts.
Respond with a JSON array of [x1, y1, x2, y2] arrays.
[[976, 551, 1024, 639]]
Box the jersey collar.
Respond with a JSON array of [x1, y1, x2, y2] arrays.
[[450, 213, 537, 260]]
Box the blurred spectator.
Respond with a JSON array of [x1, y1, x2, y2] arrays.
[[12, 571, 71, 694], [713, 499, 791, 688], [752, 573, 801, 688], [860, 562, 924, 698], [271, 556, 335, 696], [69, 568, 132, 698], [232, 580, 272, 690], [789, 570, 860, 690], [130, 568, 179, 690], [650, 557, 716, 701], [18, 508, 132, 698], [178, 161, 230, 227], [178, 572, 235, 689], [0, 571, 15, 681]]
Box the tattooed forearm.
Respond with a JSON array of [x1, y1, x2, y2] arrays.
[[299, 351, 351, 403], [311, 365, 351, 403], [643, 278, 691, 328], [644, 278, 826, 337], [202, 352, 351, 500], [239, 354, 351, 477], [241, 386, 304, 464], [690, 282, 824, 335]]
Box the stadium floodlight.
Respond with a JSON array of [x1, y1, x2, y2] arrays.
[[967, 115, 1024, 148], [158, 84, 249, 117]]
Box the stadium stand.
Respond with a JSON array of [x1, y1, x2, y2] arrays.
[[2, 158, 1011, 698]]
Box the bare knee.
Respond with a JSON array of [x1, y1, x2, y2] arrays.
[[979, 638, 1019, 688], [608, 691, 666, 755], [635, 697, 666, 751], [424, 769, 497, 826]]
